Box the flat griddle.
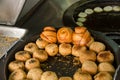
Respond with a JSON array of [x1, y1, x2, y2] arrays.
[[4, 30, 120, 80]]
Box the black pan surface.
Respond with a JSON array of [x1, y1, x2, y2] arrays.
[[63, 0, 120, 32], [4, 30, 120, 80]]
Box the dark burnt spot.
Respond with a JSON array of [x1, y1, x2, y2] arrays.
[[99, 52, 109, 59], [28, 45, 33, 49], [29, 59, 36, 63]]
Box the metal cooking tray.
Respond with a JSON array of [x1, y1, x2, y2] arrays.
[[0, 25, 27, 59], [4, 30, 120, 80], [0, 0, 25, 25]]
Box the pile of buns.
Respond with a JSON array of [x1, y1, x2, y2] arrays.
[[8, 26, 115, 80]]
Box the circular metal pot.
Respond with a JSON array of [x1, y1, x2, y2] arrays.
[[3, 30, 120, 80], [63, 0, 120, 32]]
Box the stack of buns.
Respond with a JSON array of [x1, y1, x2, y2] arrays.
[[40, 26, 92, 46]]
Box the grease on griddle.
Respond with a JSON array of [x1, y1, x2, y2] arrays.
[[41, 53, 81, 77]]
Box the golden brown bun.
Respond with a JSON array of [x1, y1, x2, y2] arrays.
[[79, 50, 96, 63], [59, 43, 72, 56], [25, 58, 40, 70], [9, 69, 26, 80], [80, 31, 91, 46], [98, 62, 115, 74], [41, 71, 58, 80], [15, 51, 31, 62], [82, 61, 97, 75], [36, 38, 49, 49], [24, 43, 38, 54], [73, 68, 92, 80], [72, 26, 91, 46], [8, 60, 25, 72], [27, 68, 43, 80], [72, 32, 83, 45], [33, 50, 48, 62], [97, 51, 114, 63], [72, 45, 86, 57], [40, 31, 57, 43], [45, 43, 58, 56], [57, 27, 73, 43], [94, 72, 112, 80], [43, 26, 56, 31], [89, 41, 106, 53]]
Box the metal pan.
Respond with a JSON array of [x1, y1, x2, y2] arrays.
[[63, 0, 120, 32], [3, 30, 120, 80], [0, 25, 27, 59]]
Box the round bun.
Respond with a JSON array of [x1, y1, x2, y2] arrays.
[[45, 43, 58, 56], [27, 68, 43, 80], [98, 62, 115, 74], [41, 71, 58, 80], [94, 72, 112, 80], [25, 58, 40, 70], [57, 27, 73, 43], [40, 30, 57, 43], [89, 41, 106, 53], [15, 51, 31, 62], [8, 60, 25, 72], [59, 43, 72, 56], [79, 50, 96, 63], [72, 32, 83, 45], [9, 69, 26, 80], [97, 51, 114, 63], [36, 38, 49, 49], [73, 27, 91, 46], [33, 50, 48, 62], [24, 43, 38, 54], [59, 77, 72, 80], [73, 68, 92, 80], [79, 31, 91, 46], [72, 45, 86, 57], [82, 61, 97, 75]]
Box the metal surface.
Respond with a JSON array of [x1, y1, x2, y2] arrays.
[[0, 25, 27, 59], [17, 0, 80, 28], [63, 0, 120, 32], [17, 0, 44, 21], [0, 26, 27, 38], [0, 0, 25, 25], [114, 65, 120, 80]]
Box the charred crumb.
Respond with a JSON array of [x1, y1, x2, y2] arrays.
[[29, 59, 36, 63], [41, 54, 81, 77]]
